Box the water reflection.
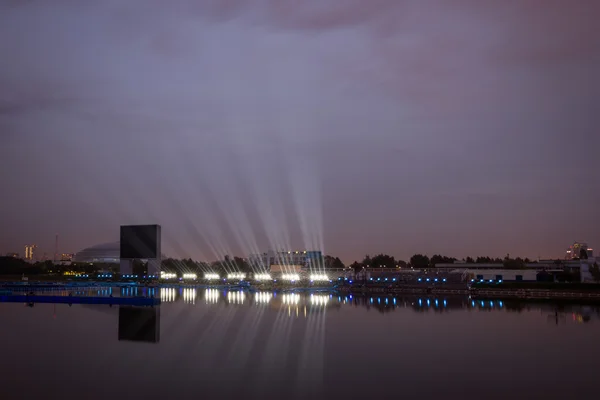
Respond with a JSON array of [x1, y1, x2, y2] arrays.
[[118, 306, 160, 343]]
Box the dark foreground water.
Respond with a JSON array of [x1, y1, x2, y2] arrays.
[[1, 289, 599, 400]]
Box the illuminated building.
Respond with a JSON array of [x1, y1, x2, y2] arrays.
[[248, 250, 323, 269], [566, 242, 592, 259], [60, 253, 74, 261], [24, 244, 37, 261]]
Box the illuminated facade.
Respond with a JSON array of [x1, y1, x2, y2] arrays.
[[248, 250, 323, 270], [60, 253, 74, 261], [566, 242, 593, 259], [24, 244, 37, 261]]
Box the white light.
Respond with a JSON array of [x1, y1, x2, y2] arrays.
[[227, 291, 246, 304], [310, 294, 329, 306], [255, 274, 272, 281], [254, 291, 273, 304], [282, 274, 300, 281], [161, 272, 177, 279], [205, 273, 220, 280], [182, 273, 197, 280], [228, 273, 246, 280], [205, 289, 219, 303], [182, 288, 196, 304], [282, 293, 300, 305], [160, 288, 176, 302], [309, 274, 329, 281]]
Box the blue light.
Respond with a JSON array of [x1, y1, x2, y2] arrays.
[[378, 298, 381, 304], [393, 298, 396, 305], [349, 295, 353, 299], [471, 300, 475, 307], [426, 278, 430, 282], [489, 301, 494, 307], [489, 279, 493, 283], [370, 298, 373, 304], [392, 278, 396, 282], [471, 279, 474, 282], [442, 278, 446, 282], [377, 278, 380, 281], [443, 299, 447, 307], [498, 280, 503, 283], [385, 298, 388, 304], [349, 280, 353, 284], [344, 277, 348, 280], [480, 279, 484, 282], [480, 301, 485, 307], [435, 299, 439, 307], [418, 299, 422, 306], [427, 299, 430, 307], [434, 278, 438, 282], [417, 278, 422, 282], [370, 278, 373, 281], [499, 301, 504, 308]]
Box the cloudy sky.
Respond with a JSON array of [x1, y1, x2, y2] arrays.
[[1, 0, 599, 262]]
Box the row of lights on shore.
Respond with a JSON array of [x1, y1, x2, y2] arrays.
[[158, 272, 331, 282]]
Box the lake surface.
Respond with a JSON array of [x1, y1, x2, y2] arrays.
[[1, 288, 599, 400]]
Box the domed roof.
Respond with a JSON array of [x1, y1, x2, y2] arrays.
[[74, 241, 120, 263]]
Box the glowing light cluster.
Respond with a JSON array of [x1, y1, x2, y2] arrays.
[[281, 274, 300, 281], [282, 293, 300, 305], [204, 273, 220, 280], [309, 274, 328, 281], [254, 274, 272, 281], [161, 272, 177, 279], [228, 273, 246, 280], [310, 294, 329, 306], [182, 288, 196, 304], [182, 273, 197, 280], [205, 289, 219, 303], [161, 288, 176, 302], [254, 292, 272, 304], [227, 291, 246, 304]]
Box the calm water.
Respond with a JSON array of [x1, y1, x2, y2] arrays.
[[1, 288, 599, 400]]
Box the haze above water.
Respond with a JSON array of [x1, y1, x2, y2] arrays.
[[1, 291, 599, 400]]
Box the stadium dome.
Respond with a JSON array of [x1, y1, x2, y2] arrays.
[[73, 242, 120, 263]]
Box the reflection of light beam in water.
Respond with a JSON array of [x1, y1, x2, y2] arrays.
[[296, 295, 327, 393], [282, 293, 300, 305], [256, 293, 296, 396], [182, 288, 196, 304], [310, 294, 329, 306], [205, 289, 220, 304], [160, 288, 176, 303], [225, 301, 268, 370], [254, 291, 272, 305], [227, 291, 246, 305]]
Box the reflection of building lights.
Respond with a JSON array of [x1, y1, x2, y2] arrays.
[[161, 272, 177, 279], [182, 288, 196, 304], [205, 289, 219, 303], [227, 291, 246, 304], [204, 273, 220, 280], [282, 293, 300, 305], [309, 274, 329, 281], [254, 274, 272, 281], [282, 274, 300, 281], [182, 273, 197, 280], [310, 294, 329, 306], [254, 291, 272, 304], [160, 288, 176, 302], [228, 273, 246, 280]]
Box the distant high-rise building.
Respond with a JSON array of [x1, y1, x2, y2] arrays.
[[60, 253, 74, 261], [566, 242, 592, 259], [24, 244, 37, 261]]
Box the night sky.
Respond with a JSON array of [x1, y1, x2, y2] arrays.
[[1, 1, 598, 262]]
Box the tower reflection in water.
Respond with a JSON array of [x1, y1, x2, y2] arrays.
[[118, 306, 160, 344]]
